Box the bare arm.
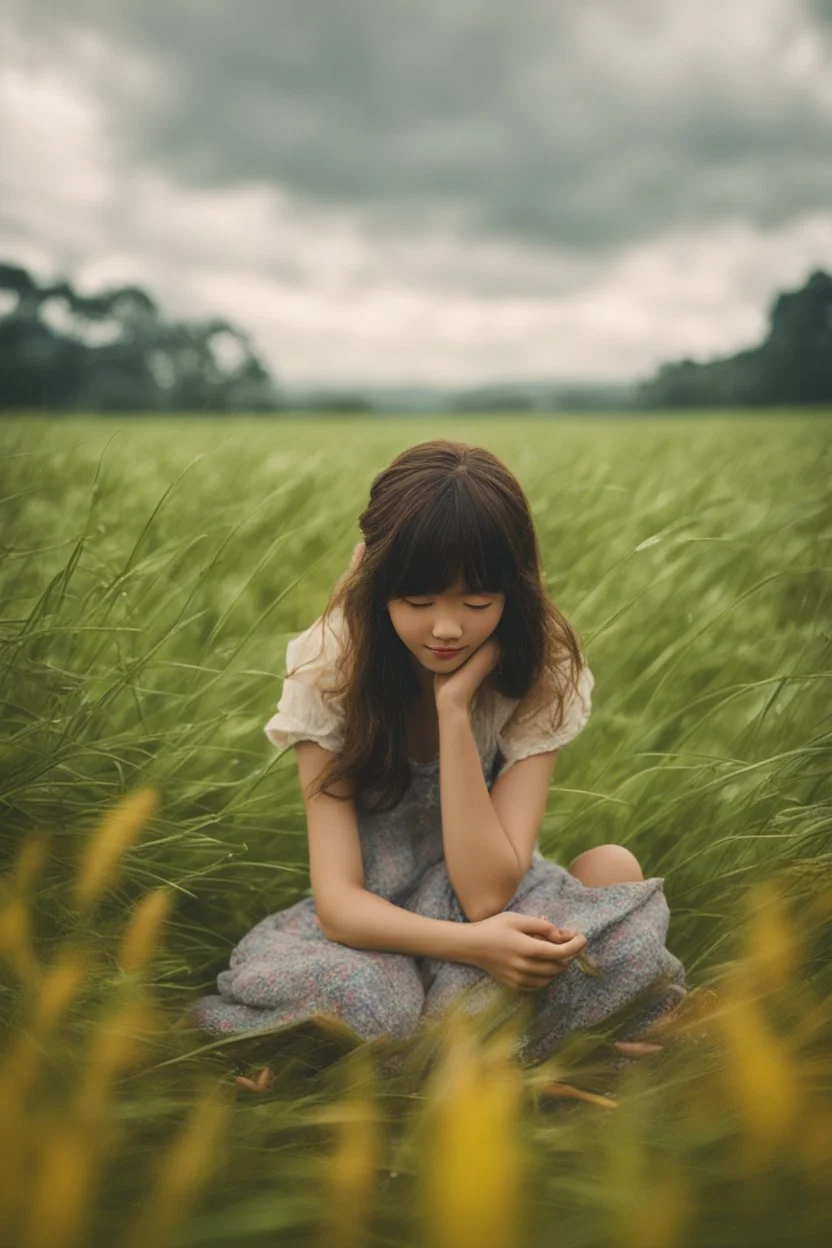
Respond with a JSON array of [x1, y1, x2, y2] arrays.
[[324, 886, 479, 962], [294, 739, 478, 963], [437, 703, 522, 922]]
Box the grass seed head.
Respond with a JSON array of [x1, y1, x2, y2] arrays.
[[118, 887, 174, 974], [74, 788, 160, 909], [32, 946, 88, 1033], [420, 1006, 529, 1248]]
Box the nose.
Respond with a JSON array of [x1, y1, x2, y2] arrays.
[[432, 623, 464, 644]]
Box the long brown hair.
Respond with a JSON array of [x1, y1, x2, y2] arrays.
[[290, 440, 588, 813]]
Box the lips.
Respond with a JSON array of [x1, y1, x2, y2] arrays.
[[429, 647, 464, 657]]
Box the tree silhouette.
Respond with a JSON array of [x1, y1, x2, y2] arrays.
[[638, 270, 832, 408], [0, 263, 281, 413]]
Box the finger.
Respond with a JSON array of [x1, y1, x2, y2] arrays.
[[526, 922, 576, 943], [528, 934, 586, 961], [522, 917, 559, 938], [520, 960, 568, 983]]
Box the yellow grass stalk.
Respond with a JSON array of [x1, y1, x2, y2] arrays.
[[0, 942, 90, 1239], [420, 1005, 530, 1248], [122, 1083, 234, 1248], [806, 886, 832, 923], [11, 832, 52, 895], [312, 1050, 385, 1248], [32, 945, 89, 1033], [715, 970, 801, 1176], [74, 995, 162, 1124], [0, 893, 42, 989], [604, 1071, 691, 1248], [17, 1115, 112, 1248], [0, 1036, 39, 1245], [742, 877, 804, 993], [618, 1167, 691, 1248], [0, 834, 53, 989], [73, 787, 160, 909], [6, 984, 165, 1248], [118, 886, 175, 974]]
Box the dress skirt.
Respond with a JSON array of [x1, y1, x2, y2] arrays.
[[186, 755, 687, 1067]]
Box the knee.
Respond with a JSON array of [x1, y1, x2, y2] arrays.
[[567, 843, 644, 887]]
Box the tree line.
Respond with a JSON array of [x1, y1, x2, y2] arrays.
[[635, 269, 832, 408], [1, 260, 830, 413], [0, 262, 280, 413]]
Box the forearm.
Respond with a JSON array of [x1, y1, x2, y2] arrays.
[[438, 703, 521, 922], [321, 885, 479, 965]]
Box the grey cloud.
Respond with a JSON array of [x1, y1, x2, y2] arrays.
[[7, 0, 832, 257]]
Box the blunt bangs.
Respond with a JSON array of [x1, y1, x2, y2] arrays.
[[380, 484, 516, 599]]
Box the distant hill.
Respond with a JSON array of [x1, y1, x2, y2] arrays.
[[282, 380, 638, 413]]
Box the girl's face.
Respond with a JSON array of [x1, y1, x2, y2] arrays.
[[387, 578, 505, 676]]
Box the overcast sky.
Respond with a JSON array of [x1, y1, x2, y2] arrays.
[[2, 0, 831, 388]]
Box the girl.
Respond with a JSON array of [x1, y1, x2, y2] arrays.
[[186, 440, 686, 1079]]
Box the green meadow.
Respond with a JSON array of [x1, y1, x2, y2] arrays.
[[0, 412, 830, 1247]]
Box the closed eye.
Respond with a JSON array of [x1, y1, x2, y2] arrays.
[[405, 601, 491, 610]]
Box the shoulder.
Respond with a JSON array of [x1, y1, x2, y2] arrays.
[[285, 603, 347, 694], [483, 653, 595, 779], [264, 605, 348, 755], [512, 655, 594, 732]]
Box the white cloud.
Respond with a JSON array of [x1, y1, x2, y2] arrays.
[[1, 18, 830, 387]]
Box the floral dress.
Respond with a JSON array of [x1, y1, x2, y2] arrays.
[[186, 608, 687, 1066]]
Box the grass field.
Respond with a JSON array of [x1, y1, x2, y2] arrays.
[[0, 412, 830, 1247]]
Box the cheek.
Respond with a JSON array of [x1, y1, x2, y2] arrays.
[[388, 608, 414, 646]]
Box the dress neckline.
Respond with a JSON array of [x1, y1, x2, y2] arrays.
[[408, 753, 439, 768]]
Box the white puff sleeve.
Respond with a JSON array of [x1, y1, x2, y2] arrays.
[[494, 662, 595, 781], [263, 610, 346, 756]]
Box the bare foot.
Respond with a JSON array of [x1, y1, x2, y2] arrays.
[[612, 1040, 663, 1058], [234, 1064, 275, 1094]]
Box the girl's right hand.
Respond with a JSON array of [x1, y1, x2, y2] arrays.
[[465, 912, 587, 991]]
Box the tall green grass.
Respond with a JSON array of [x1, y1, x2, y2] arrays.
[[0, 412, 830, 1247]]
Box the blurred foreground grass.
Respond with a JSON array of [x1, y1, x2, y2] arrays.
[[0, 412, 830, 1246]]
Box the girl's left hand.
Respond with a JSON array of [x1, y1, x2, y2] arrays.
[[434, 637, 501, 712]]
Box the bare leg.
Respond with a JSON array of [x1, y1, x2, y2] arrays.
[[567, 845, 664, 1059], [566, 843, 645, 887], [235, 1065, 275, 1094]]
